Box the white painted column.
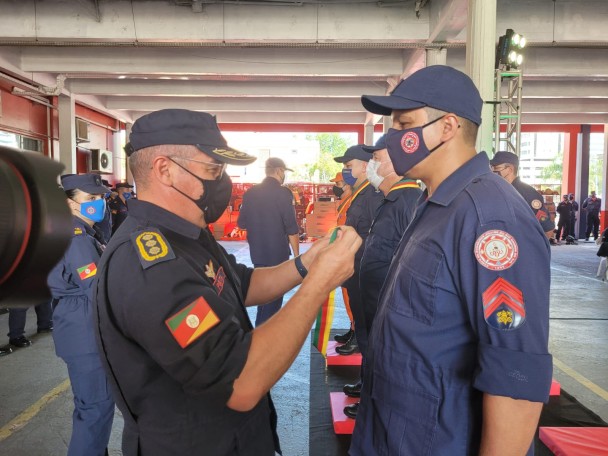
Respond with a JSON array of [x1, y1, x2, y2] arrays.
[[58, 94, 77, 173], [602, 124, 608, 216], [125, 122, 134, 185], [465, 0, 497, 155], [364, 124, 374, 145], [426, 48, 447, 66], [383, 116, 392, 134]]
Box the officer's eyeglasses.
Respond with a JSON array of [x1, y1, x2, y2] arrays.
[[171, 156, 227, 179], [492, 166, 508, 175]]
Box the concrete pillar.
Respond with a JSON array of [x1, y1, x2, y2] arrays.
[[363, 124, 374, 145], [562, 128, 579, 196], [576, 125, 591, 239], [57, 94, 77, 174], [465, 0, 497, 155], [426, 48, 447, 66], [383, 116, 392, 134]]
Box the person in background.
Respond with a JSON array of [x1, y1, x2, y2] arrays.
[[47, 173, 115, 456], [6, 301, 53, 349], [109, 182, 134, 234], [583, 191, 602, 241], [490, 151, 555, 240], [238, 157, 300, 326], [94, 179, 113, 244], [569, 193, 579, 238], [332, 146, 384, 358], [556, 194, 572, 244], [353, 65, 552, 455], [341, 135, 422, 419]]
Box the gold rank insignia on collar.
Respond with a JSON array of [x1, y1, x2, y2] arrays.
[[74, 227, 83, 235], [130, 228, 176, 270]]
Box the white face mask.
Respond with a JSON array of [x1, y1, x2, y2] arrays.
[[366, 159, 385, 190]]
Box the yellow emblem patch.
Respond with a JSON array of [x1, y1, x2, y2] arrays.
[[131, 229, 176, 269]]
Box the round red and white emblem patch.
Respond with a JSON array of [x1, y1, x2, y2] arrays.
[[531, 199, 542, 210], [86, 206, 96, 215], [401, 131, 419, 154], [474, 230, 519, 271]]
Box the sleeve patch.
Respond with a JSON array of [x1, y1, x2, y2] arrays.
[[130, 229, 176, 270], [165, 297, 220, 348], [474, 230, 518, 271], [482, 277, 526, 330], [77, 263, 97, 280], [531, 199, 543, 210]]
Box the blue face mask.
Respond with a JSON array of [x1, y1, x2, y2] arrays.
[[341, 168, 357, 186], [123, 192, 132, 200], [79, 199, 106, 223]]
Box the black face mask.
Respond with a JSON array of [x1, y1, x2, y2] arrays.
[[170, 159, 233, 224], [332, 185, 344, 198]]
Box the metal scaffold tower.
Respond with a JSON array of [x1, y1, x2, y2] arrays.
[[493, 69, 523, 156]]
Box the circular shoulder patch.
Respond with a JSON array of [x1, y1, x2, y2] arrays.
[[401, 131, 420, 154], [474, 230, 519, 271], [531, 199, 542, 210]]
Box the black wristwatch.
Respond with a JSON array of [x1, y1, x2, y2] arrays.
[[294, 255, 308, 279]]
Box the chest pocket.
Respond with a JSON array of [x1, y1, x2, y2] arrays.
[[386, 241, 443, 326]]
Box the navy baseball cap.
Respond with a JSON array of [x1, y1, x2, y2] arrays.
[[125, 109, 256, 166], [114, 182, 134, 190], [61, 173, 110, 194], [361, 65, 483, 125], [361, 134, 387, 154], [489, 151, 519, 168], [334, 145, 373, 163]]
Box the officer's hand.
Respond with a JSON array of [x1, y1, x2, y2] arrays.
[[305, 226, 361, 292], [300, 232, 331, 268]]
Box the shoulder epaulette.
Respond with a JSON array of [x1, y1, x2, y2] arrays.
[[130, 228, 176, 270]]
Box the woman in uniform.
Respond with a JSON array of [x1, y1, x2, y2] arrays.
[[47, 174, 115, 456]]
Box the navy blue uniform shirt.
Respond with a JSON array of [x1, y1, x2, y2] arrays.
[[359, 179, 421, 331], [512, 177, 555, 233], [351, 153, 552, 456], [47, 217, 104, 358], [94, 200, 280, 456], [238, 177, 299, 266]]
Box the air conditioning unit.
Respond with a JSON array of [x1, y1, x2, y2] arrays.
[[75, 118, 89, 143], [91, 149, 113, 174]]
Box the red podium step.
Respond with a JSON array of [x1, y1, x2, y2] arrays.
[[550, 379, 561, 396], [326, 341, 362, 366], [539, 427, 608, 456], [330, 392, 358, 434]]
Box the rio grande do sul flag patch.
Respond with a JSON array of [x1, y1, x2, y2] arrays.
[[165, 297, 220, 348], [77, 263, 97, 280]]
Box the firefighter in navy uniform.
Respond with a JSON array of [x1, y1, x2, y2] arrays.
[[352, 66, 552, 456], [108, 182, 133, 234], [332, 146, 384, 356], [93, 109, 360, 456], [47, 173, 115, 456], [490, 151, 556, 240]]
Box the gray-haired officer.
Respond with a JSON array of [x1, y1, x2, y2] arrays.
[[93, 109, 361, 455], [490, 151, 555, 239]]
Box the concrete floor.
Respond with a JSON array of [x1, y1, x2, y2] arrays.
[[0, 240, 606, 455]]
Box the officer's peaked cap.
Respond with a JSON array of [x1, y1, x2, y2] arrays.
[[61, 173, 110, 195]]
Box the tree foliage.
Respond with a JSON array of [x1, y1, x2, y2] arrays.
[[300, 133, 355, 183]]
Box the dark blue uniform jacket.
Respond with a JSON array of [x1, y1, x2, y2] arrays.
[[351, 153, 552, 456], [93, 200, 279, 456]]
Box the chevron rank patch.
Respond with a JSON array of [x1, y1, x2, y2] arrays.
[[131, 229, 176, 270], [482, 277, 526, 330], [165, 297, 220, 348]]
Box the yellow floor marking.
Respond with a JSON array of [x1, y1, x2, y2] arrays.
[[0, 379, 71, 442], [553, 357, 608, 401]]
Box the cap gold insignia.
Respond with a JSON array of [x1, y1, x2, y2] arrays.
[[212, 148, 250, 160], [135, 231, 169, 262]]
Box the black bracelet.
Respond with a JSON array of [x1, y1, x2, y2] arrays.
[[294, 255, 308, 279]]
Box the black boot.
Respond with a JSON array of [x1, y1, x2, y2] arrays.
[[336, 333, 360, 355], [343, 381, 362, 398], [344, 402, 359, 419], [334, 328, 354, 344]]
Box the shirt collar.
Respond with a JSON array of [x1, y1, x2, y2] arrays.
[[385, 178, 417, 202], [128, 199, 202, 239], [262, 176, 281, 186], [427, 152, 492, 207], [73, 216, 96, 236]]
